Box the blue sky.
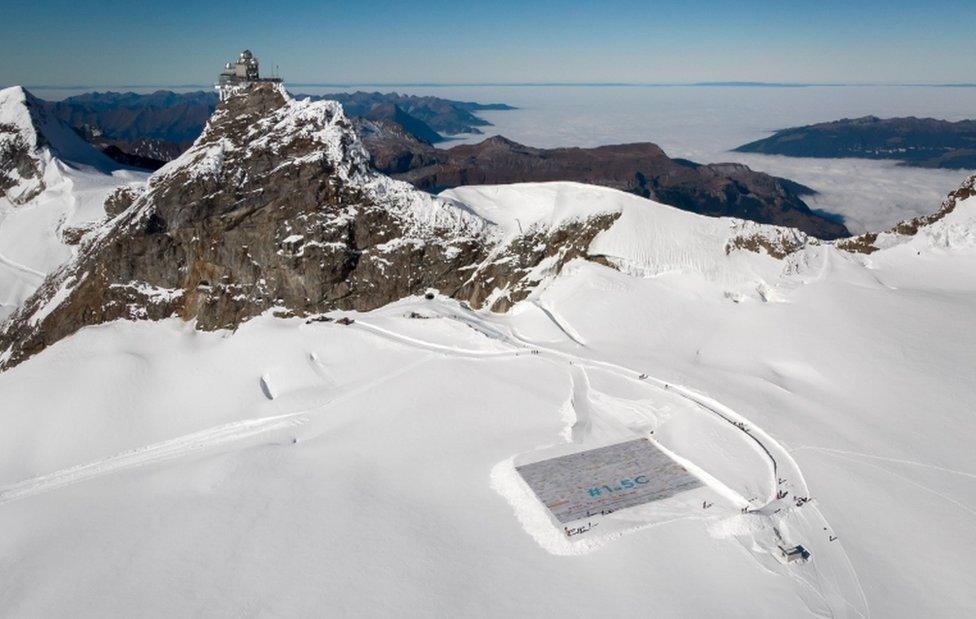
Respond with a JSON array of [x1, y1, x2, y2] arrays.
[[1, 0, 974, 86]]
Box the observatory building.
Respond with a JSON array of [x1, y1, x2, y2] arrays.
[[217, 50, 282, 99]]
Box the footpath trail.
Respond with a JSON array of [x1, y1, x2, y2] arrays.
[[0, 351, 430, 507]]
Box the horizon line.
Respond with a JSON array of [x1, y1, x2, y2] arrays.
[[8, 80, 976, 92]]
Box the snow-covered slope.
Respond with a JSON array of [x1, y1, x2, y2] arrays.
[[444, 182, 811, 296], [2, 171, 975, 615], [0, 86, 117, 179], [0, 86, 147, 319]]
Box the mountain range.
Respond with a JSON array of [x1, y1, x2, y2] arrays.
[[37, 89, 851, 238], [361, 125, 847, 238], [736, 115, 976, 169], [2, 81, 975, 617], [42, 89, 512, 164]]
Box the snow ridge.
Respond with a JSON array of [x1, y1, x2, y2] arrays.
[[0, 86, 116, 183]]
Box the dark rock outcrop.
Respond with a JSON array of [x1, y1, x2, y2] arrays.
[[0, 83, 614, 370], [735, 116, 976, 169], [103, 185, 145, 217], [0, 122, 43, 203], [99, 144, 167, 171]]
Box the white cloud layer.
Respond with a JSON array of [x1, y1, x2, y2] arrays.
[[326, 84, 976, 234]]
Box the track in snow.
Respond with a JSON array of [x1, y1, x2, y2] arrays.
[[563, 364, 752, 509], [0, 348, 432, 507], [0, 412, 308, 506], [355, 312, 786, 509], [531, 300, 587, 347], [0, 251, 46, 282], [350, 306, 870, 618]]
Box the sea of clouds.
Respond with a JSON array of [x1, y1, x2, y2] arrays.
[[368, 84, 976, 234]]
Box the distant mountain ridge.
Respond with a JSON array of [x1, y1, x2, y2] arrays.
[[735, 115, 976, 169], [36, 89, 514, 170], [42, 89, 511, 150], [360, 125, 850, 239], [317, 91, 514, 136]]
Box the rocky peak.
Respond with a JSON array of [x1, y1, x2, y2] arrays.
[[0, 82, 618, 369], [0, 85, 116, 204], [474, 135, 528, 151]]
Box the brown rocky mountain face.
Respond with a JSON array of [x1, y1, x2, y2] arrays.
[[0, 122, 42, 203], [0, 83, 617, 370], [360, 126, 850, 240]]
